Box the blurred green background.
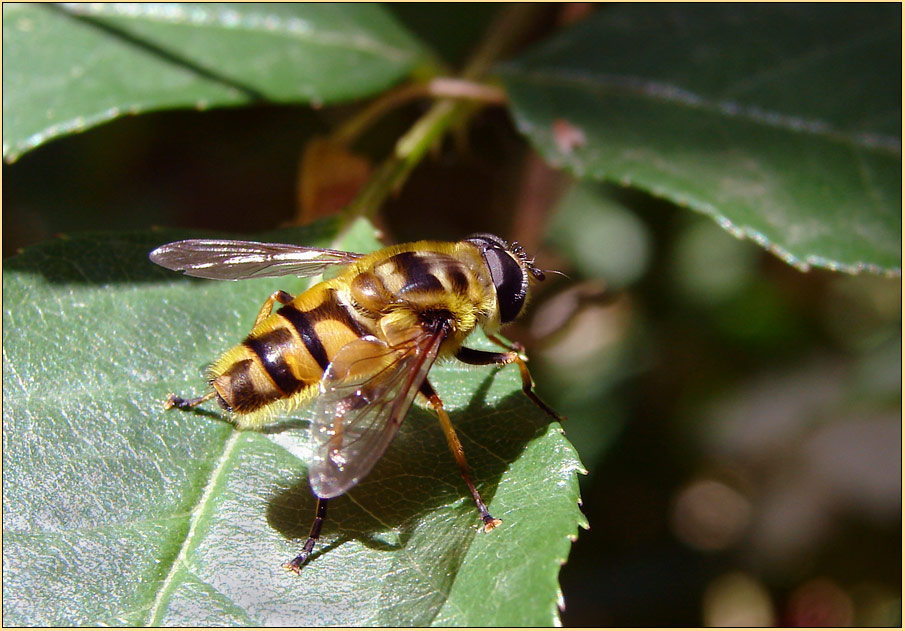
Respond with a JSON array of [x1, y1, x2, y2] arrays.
[[4, 3, 900, 626]]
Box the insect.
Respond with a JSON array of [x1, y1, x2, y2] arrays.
[[149, 233, 560, 573]]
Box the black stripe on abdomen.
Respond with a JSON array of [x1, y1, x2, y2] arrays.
[[243, 328, 301, 394], [278, 304, 330, 371], [217, 359, 272, 413]]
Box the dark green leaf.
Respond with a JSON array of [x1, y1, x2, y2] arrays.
[[500, 4, 901, 276], [2, 218, 584, 626], [3, 3, 427, 161]]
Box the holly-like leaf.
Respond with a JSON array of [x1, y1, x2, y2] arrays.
[[499, 4, 901, 276], [3, 3, 428, 161], [2, 218, 585, 626]]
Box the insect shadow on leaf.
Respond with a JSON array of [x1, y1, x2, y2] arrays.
[[265, 371, 554, 572]]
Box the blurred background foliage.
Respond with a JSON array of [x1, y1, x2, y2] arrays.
[[4, 3, 900, 626]]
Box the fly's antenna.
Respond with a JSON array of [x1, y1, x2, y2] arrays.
[[543, 268, 571, 280]]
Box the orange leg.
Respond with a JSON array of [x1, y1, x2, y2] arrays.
[[421, 380, 502, 532], [164, 390, 216, 411], [253, 289, 294, 326]]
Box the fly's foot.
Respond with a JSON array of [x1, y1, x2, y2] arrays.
[[164, 391, 216, 410], [481, 515, 503, 533], [282, 554, 309, 575]]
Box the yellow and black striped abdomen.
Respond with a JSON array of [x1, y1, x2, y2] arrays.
[[208, 283, 372, 428]]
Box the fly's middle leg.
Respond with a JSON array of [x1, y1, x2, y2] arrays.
[[420, 380, 501, 532]]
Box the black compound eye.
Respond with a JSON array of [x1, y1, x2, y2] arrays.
[[465, 234, 528, 323], [484, 248, 527, 323]]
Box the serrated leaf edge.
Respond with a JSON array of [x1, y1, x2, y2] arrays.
[[504, 100, 902, 278]]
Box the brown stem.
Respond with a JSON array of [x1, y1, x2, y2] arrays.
[[335, 4, 545, 233]]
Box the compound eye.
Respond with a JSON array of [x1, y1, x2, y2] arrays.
[[483, 246, 527, 323]]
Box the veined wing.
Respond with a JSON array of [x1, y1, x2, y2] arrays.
[[308, 327, 445, 499], [149, 239, 364, 280]]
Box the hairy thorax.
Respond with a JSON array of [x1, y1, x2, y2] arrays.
[[337, 242, 499, 355]]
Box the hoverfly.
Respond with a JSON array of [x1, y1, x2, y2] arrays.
[[149, 233, 559, 572]]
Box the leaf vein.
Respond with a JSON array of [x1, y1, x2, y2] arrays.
[[145, 431, 242, 626], [503, 67, 901, 154]]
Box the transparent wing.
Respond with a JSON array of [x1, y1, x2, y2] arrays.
[[149, 239, 364, 280], [308, 328, 445, 498]]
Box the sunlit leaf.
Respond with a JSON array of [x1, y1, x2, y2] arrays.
[[2, 218, 584, 626], [3, 3, 427, 161]]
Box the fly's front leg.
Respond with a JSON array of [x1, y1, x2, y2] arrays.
[[457, 336, 563, 421], [486, 333, 525, 355], [254, 290, 294, 326], [420, 381, 501, 532]]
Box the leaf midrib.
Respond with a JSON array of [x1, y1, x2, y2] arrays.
[[145, 430, 242, 626]]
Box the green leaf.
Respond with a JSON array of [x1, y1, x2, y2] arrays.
[[2, 218, 585, 626], [499, 4, 901, 276], [3, 3, 427, 161]]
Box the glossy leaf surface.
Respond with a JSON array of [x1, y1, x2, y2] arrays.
[[3, 3, 427, 161], [500, 4, 901, 275], [2, 219, 584, 626]]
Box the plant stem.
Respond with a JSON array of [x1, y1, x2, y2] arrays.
[[337, 4, 544, 231], [332, 83, 431, 147], [332, 79, 505, 148], [460, 3, 547, 80], [342, 100, 462, 222]]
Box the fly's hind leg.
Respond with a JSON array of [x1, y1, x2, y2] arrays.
[[164, 290, 294, 411], [283, 497, 329, 574], [420, 381, 502, 532], [254, 289, 294, 326], [164, 390, 217, 410], [457, 335, 564, 421]]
